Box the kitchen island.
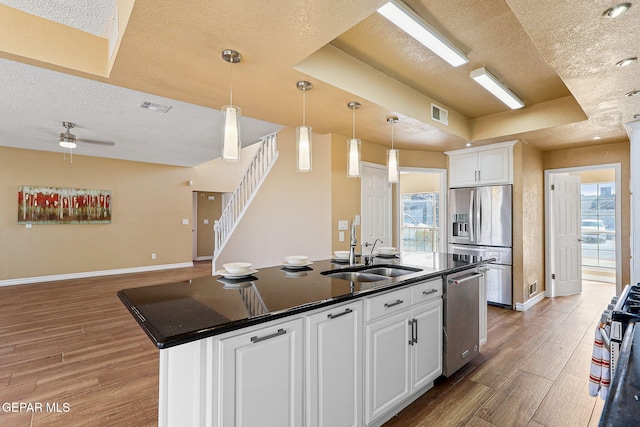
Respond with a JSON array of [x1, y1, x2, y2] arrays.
[[118, 253, 493, 427]]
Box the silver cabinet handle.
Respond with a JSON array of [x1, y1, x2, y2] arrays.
[[384, 299, 404, 308], [422, 289, 438, 296], [413, 319, 418, 344], [250, 328, 286, 343], [327, 308, 353, 319]]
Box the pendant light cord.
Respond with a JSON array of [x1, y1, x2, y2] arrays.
[[352, 109, 356, 139], [302, 90, 306, 127], [229, 60, 234, 106]]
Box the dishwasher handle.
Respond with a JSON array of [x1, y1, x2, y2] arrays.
[[448, 272, 483, 285]]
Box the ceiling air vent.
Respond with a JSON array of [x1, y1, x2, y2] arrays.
[[139, 101, 172, 113], [431, 103, 448, 126]]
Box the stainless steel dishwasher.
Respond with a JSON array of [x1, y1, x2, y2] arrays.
[[442, 269, 482, 377]]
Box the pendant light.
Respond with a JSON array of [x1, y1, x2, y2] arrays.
[[347, 101, 362, 178], [387, 117, 399, 184], [221, 49, 242, 162], [296, 81, 313, 172]]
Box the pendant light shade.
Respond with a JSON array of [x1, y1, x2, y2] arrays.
[[387, 117, 399, 184], [296, 81, 313, 172], [221, 49, 242, 162], [347, 102, 362, 178], [222, 105, 241, 162]]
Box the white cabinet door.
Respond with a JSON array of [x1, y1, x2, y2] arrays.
[[449, 152, 479, 187], [219, 318, 303, 427], [477, 147, 510, 184], [306, 301, 363, 427], [448, 142, 514, 187], [411, 299, 443, 391], [364, 311, 412, 425]]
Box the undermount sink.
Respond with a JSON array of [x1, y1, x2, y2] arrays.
[[323, 272, 389, 282], [321, 264, 421, 282]]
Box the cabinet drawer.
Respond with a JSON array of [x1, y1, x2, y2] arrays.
[[411, 278, 442, 304], [365, 287, 412, 321]]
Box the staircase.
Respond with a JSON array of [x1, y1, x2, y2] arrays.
[[213, 133, 278, 271]]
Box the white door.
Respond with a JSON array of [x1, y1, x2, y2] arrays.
[[362, 164, 391, 249], [551, 174, 582, 296]]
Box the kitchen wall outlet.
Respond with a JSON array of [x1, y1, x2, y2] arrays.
[[528, 281, 537, 297], [182, 219, 189, 225], [338, 220, 348, 231], [203, 219, 209, 224], [151, 253, 156, 260], [339, 231, 345, 242], [207, 195, 215, 200], [355, 215, 360, 225], [25, 223, 32, 229]]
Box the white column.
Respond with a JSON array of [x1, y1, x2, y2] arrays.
[[626, 120, 640, 286]]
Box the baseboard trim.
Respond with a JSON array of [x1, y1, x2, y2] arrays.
[[0, 262, 194, 287], [515, 292, 546, 312]]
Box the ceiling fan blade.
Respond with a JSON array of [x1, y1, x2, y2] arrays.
[[77, 138, 115, 146]]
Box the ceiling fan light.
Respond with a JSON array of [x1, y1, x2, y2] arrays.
[[59, 132, 76, 149], [616, 57, 637, 67], [470, 67, 524, 109], [377, 0, 468, 67], [603, 3, 632, 18]]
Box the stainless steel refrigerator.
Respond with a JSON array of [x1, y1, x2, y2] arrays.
[[448, 185, 513, 307]]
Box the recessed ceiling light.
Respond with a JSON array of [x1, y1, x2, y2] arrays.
[[603, 3, 632, 18], [592, 136, 602, 140], [633, 114, 640, 119], [625, 90, 640, 97], [616, 57, 638, 67], [465, 142, 472, 147], [377, 0, 468, 67]]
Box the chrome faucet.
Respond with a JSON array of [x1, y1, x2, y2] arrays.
[[349, 220, 358, 265], [363, 239, 383, 266]]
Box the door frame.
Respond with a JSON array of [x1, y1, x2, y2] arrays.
[[544, 163, 622, 296], [396, 167, 448, 253]]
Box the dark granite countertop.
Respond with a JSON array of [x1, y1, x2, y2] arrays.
[[118, 252, 493, 349], [599, 318, 640, 426]]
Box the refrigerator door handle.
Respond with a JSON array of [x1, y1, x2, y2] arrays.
[[469, 189, 475, 243]]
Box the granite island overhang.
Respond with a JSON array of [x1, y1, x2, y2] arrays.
[[118, 253, 495, 349]]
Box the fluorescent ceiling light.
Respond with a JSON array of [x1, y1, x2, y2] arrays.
[[470, 67, 524, 109], [377, 1, 468, 67]]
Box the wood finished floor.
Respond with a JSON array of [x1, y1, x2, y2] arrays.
[[0, 262, 613, 426]]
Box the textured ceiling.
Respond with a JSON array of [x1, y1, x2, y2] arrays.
[[0, 0, 636, 166], [0, 0, 117, 37]]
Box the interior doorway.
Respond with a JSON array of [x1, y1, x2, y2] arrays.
[[192, 191, 223, 261], [545, 164, 622, 296], [396, 168, 447, 255]]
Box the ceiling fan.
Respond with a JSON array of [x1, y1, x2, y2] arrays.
[[59, 121, 115, 148]]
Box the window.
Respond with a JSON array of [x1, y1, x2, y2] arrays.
[[581, 182, 615, 269], [401, 192, 439, 253]]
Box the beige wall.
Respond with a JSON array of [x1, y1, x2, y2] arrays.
[[543, 141, 631, 287], [216, 128, 332, 269], [0, 147, 193, 280], [513, 142, 545, 305], [0, 141, 261, 282]]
